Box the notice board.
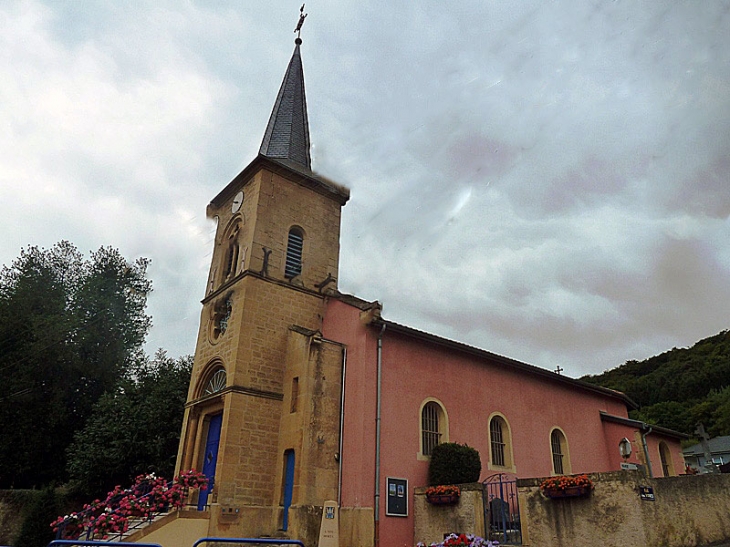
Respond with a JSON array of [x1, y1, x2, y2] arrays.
[[386, 477, 408, 517]]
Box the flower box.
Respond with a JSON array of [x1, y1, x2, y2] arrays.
[[426, 493, 460, 505], [543, 485, 591, 499]]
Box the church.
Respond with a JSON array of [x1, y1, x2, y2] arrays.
[[156, 30, 686, 547]]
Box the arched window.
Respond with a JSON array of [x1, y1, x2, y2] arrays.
[[224, 241, 239, 279], [550, 428, 571, 475], [285, 227, 304, 279], [489, 414, 514, 470], [220, 218, 242, 284], [204, 367, 227, 396], [420, 400, 448, 457], [659, 441, 674, 477]]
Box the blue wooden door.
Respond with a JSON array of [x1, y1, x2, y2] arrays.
[[198, 413, 222, 510], [282, 450, 295, 530]]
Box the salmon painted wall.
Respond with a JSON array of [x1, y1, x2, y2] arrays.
[[322, 298, 378, 508], [602, 420, 648, 469], [646, 433, 686, 477], [323, 298, 684, 546], [376, 329, 631, 545]]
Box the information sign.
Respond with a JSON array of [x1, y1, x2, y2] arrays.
[[386, 477, 408, 517]]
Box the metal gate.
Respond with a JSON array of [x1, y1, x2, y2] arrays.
[[482, 473, 521, 545]]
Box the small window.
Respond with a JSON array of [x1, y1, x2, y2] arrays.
[[421, 401, 446, 456], [285, 228, 304, 279], [550, 429, 570, 475], [220, 220, 242, 283], [224, 242, 239, 278], [659, 441, 674, 477], [290, 377, 299, 413]]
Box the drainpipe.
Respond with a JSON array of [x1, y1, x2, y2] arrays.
[[641, 424, 654, 478], [374, 323, 386, 547], [337, 347, 347, 506]]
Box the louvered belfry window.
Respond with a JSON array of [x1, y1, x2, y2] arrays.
[[490, 418, 506, 467], [422, 402, 441, 456], [551, 430, 565, 474], [285, 228, 303, 279]]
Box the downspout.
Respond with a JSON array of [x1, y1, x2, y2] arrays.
[[374, 323, 386, 547], [641, 424, 654, 478], [337, 347, 347, 507]]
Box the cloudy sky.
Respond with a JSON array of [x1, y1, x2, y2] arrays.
[[2, 1, 729, 377]]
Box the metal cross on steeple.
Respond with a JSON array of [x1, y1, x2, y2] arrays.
[[295, 4, 308, 38]]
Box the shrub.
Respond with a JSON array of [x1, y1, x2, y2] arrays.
[[428, 442, 481, 486], [15, 488, 60, 547]]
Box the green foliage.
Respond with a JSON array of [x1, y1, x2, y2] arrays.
[[583, 330, 730, 436], [428, 442, 482, 486], [0, 241, 152, 488], [66, 351, 193, 496], [14, 488, 59, 547]]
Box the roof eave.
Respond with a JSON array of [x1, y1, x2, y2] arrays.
[[375, 319, 638, 409], [600, 411, 689, 439], [209, 155, 350, 211]]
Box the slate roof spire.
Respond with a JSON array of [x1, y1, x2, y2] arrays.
[[259, 34, 311, 170]]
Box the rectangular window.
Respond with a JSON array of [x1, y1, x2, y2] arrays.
[[290, 377, 299, 413]]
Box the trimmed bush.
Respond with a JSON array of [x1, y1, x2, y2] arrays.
[[428, 442, 481, 486]]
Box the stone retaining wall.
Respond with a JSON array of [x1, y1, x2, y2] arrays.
[[519, 470, 730, 547]]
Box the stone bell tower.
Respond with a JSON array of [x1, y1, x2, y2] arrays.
[[175, 28, 350, 543]]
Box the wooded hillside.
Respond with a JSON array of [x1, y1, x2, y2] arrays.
[[582, 330, 730, 438]]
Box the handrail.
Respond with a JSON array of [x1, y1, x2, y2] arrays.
[[193, 538, 305, 547]]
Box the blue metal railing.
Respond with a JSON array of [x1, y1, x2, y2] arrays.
[[193, 539, 305, 547], [49, 541, 162, 547], [48, 538, 305, 547]]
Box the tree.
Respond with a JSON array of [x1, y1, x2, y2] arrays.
[[583, 330, 730, 435], [0, 241, 152, 488], [66, 351, 192, 496]]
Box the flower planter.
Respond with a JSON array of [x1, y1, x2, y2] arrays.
[[543, 485, 591, 499], [427, 494, 460, 505]]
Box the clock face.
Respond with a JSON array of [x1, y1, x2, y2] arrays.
[[231, 191, 244, 213]]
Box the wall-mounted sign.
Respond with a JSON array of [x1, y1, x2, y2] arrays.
[[620, 462, 638, 471], [639, 485, 655, 501], [386, 477, 408, 517]]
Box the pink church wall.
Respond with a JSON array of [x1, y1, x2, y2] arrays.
[[602, 420, 648, 469], [322, 298, 378, 508], [323, 297, 685, 547]]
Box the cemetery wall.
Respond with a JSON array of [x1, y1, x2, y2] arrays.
[[519, 470, 730, 547]]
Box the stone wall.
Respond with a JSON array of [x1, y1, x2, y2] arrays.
[[413, 483, 486, 545], [519, 471, 730, 547], [0, 490, 32, 546]]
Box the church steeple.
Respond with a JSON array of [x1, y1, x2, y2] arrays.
[[259, 37, 311, 170]]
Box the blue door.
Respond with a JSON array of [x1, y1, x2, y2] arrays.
[[198, 413, 222, 510], [282, 450, 295, 530]]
